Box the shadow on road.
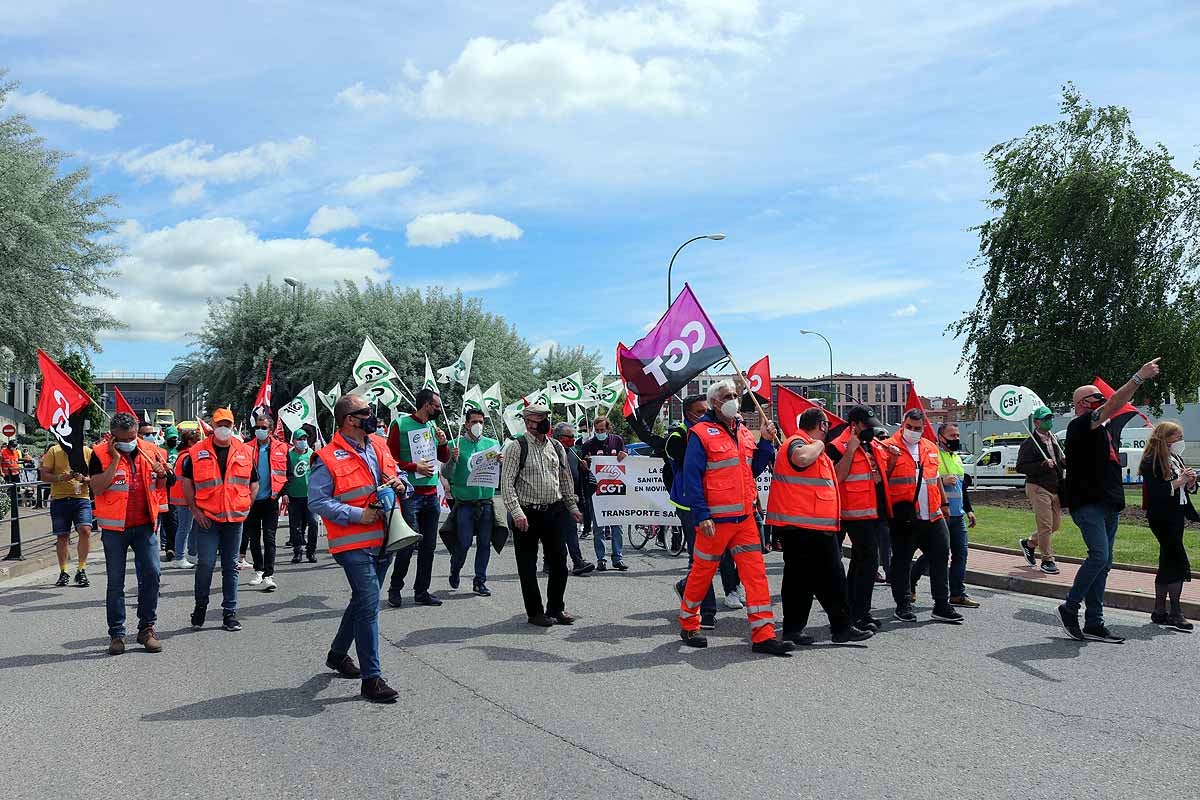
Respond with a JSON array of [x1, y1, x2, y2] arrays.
[[462, 645, 575, 664], [0, 650, 112, 670], [140, 673, 359, 721]]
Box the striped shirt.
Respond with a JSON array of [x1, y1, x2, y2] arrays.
[[500, 435, 579, 520]]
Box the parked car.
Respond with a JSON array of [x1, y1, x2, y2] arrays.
[[624, 441, 653, 457]]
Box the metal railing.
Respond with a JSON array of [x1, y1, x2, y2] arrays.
[[2, 479, 54, 561]]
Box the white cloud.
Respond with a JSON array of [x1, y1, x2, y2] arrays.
[[336, 82, 392, 110], [306, 205, 360, 236], [891, 303, 918, 318], [406, 212, 523, 247], [118, 136, 314, 198], [356, 232, 372, 243], [532, 339, 558, 358], [7, 89, 120, 130], [170, 182, 205, 205], [105, 217, 389, 342], [714, 274, 927, 321], [412, 272, 517, 293], [341, 167, 421, 196]]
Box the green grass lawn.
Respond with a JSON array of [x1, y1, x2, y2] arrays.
[[970, 504, 1200, 569]]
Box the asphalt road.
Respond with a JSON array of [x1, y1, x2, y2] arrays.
[[1, 542, 1196, 800]]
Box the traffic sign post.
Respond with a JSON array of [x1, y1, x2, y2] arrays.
[[1, 424, 15, 438]]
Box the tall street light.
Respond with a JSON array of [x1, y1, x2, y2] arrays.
[[799, 329, 835, 411], [667, 233, 726, 308]]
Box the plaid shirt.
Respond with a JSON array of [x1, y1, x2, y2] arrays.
[[500, 434, 579, 521]]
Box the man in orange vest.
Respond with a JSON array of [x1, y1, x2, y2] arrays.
[[1, 438, 23, 483], [675, 380, 793, 656], [309, 393, 407, 704], [767, 408, 874, 646], [827, 404, 899, 631], [88, 412, 170, 655], [884, 409, 962, 624], [181, 408, 257, 632]]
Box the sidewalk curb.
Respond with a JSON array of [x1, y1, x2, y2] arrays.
[[964, 567, 1200, 620], [0, 531, 103, 582]]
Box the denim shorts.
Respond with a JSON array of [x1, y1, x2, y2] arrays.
[[50, 498, 94, 535]]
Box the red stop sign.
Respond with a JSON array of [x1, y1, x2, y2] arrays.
[[1, 424, 15, 437]]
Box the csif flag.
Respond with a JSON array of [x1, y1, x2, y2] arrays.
[[437, 340, 475, 388], [35, 349, 91, 471], [112, 385, 136, 418], [318, 383, 341, 412], [740, 355, 771, 412], [546, 371, 585, 405], [482, 382, 503, 416], [580, 372, 604, 408], [617, 283, 726, 438], [903, 381, 937, 443], [423, 356, 439, 393], [501, 399, 526, 437], [777, 386, 847, 439], [350, 377, 404, 409], [279, 383, 317, 433], [462, 384, 484, 412], [353, 335, 398, 387]]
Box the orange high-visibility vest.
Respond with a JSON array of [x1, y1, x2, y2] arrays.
[[313, 432, 398, 554], [766, 432, 841, 531], [153, 444, 170, 512], [190, 437, 255, 524], [169, 446, 191, 506], [831, 428, 892, 522], [885, 431, 944, 522], [691, 419, 758, 522], [251, 438, 289, 496], [92, 442, 162, 532], [0, 447, 20, 476]]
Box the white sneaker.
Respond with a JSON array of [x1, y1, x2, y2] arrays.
[[723, 591, 744, 610], [262, 575, 277, 592], [249, 571, 264, 586], [173, 559, 195, 569], [238, 557, 253, 570]]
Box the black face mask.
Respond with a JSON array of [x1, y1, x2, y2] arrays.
[[943, 438, 961, 452], [427, 409, 441, 421], [857, 427, 876, 444], [356, 415, 380, 435], [165, 438, 178, 448], [533, 418, 551, 435]]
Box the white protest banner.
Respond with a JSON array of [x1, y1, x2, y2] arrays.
[[589, 456, 773, 526], [502, 399, 526, 437], [465, 444, 502, 488], [482, 382, 503, 416]]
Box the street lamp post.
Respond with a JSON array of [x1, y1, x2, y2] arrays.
[[799, 329, 835, 412], [666, 233, 726, 308]]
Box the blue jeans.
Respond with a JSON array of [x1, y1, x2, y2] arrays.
[[194, 521, 242, 615], [332, 548, 395, 680], [390, 492, 439, 596], [913, 514, 969, 597], [1066, 504, 1120, 627], [593, 525, 623, 564], [174, 504, 197, 558], [101, 524, 160, 638], [673, 507, 740, 618], [451, 500, 493, 583]]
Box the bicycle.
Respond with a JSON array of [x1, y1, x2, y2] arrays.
[[626, 524, 685, 556]]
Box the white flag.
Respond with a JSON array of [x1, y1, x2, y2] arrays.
[[353, 335, 398, 387], [482, 382, 503, 416], [318, 383, 341, 412], [436, 340, 475, 388], [502, 399, 526, 437], [597, 379, 625, 410], [422, 356, 438, 393], [462, 384, 484, 412], [350, 377, 403, 409], [546, 371, 585, 405], [279, 383, 317, 432], [571, 405, 588, 431], [579, 372, 604, 408]]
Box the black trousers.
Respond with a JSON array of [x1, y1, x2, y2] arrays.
[[513, 502, 570, 619], [780, 528, 854, 634], [842, 517, 885, 621], [159, 506, 178, 553], [244, 498, 279, 577], [288, 496, 319, 558], [890, 517, 950, 607]]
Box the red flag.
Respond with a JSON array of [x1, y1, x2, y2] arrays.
[[1093, 376, 1150, 426], [197, 417, 213, 439], [36, 349, 92, 467], [903, 380, 937, 443], [272, 415, 287, 442], [777, 386, 847, 438], [112, 385, 136, 418], [742, 355, 771, 407], [250, 358, 273, 425]]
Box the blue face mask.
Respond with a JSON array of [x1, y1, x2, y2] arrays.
[[595, 432, 608, 442], [115, 440, 137, 453], [254, 428, 270, 441]]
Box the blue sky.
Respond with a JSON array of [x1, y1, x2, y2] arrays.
[[5, 0, 1198, 397]]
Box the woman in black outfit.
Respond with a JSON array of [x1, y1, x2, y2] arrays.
[[1140, 421, 1196, 631]]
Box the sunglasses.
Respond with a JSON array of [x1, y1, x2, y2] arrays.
[[350, 409, 372, 418]]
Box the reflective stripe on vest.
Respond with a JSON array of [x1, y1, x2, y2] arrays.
[[841, 507, 878, 519], [765, 433, 840, 532], [765, 511, 840, 528], [708, 457, 741, 469], [843, 473, 873, 482], [773, 475, 835, 487], [691, 420, 758, 520], [316, 432, 397, 555]]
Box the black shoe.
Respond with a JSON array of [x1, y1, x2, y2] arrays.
[[1081, 624, 1124, 644], [932, 606, 965, 624], [1040, 559, 1060, 574], [165, 549, 174, 562], [191, 606, 206, 628], [572, 561, 596, 576], [596, 561, 607, 572], [306, 554, 318, 563], [552, 611, 576, 625], [291, 554, 303, 564], [1057, 604, 1085, 641], [680, 630, 708, 648], [612, 561, 629, 572], [699, 615, 716, 630], [473, 581, 491, 597], [1151, 610, 1170, 625], [894, 606, 917, 622], [1166, 614, 1194, 632], [448, 572, 460, 590], [528, 614, 556, 627], [55, 571, 70, 587], [222, 615, 242, 632], [782, 630, 815, 646], [751, 638, 795, 657], [326, 651, 361, 678], [1018, 537, 1037, 567], [361, 676, 399, 703], [855, 618, 880, 633], [832, 626, 874, 643], [387, 590, 404, 608], [414, 593, 443, 606]]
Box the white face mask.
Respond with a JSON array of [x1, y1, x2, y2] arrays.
[[1170, 440, 1186, 456], [469, 423, 484, 439], [902, 428, 923, 445], [254, 428, 269, 441], [115, 440, 137, 453], [719, 399, 740, 420], [213, 426, 233, 442]]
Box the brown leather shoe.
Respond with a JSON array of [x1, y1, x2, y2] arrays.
[[552, 611, 576, 625], [361, 676, 399, 703], [527, 613, 556, 627], [136, 626, 163, 653], [326, 651, 361, 678], [108, 637, 125, 656], [949, 595, 981, 608]]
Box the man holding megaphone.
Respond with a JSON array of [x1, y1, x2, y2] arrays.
[[309, 393, 408, 704]]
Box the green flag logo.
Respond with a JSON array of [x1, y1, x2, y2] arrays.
[[282, 396, 310, 419], [355, 360, 390, 383]]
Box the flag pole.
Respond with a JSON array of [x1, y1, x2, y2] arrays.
[[723, 351, 772, 426]]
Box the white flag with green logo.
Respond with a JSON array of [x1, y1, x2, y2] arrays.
[[349, 377, 403, 409], [502, 399, 526, 437], [352, 335, 398, 387], [579, 372, 604, 408], [482, 382, 503, 416], [317, 383, 341, 412], [279, 383, 317, 432], [462, 384, 484, 412], [597, 379, 625, 410], [436, 340, 475, 388], [571, 405, 588, 431], [546, 371, 585, 405], [422, 356, 438, 393]]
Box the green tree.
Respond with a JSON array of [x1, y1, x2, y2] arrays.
[[0, 75, 123, 376], [951, 84, 1200, 409], [535, 344, 602, 382]]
